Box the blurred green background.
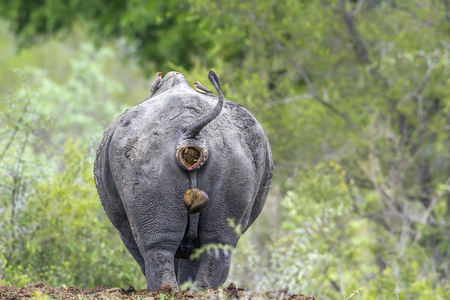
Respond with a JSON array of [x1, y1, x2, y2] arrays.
[[0, 0, 449, 299]]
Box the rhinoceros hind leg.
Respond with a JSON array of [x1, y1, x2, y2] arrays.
[[119, 232, 145, 276], [144, 249, 179, 291], [195, 248, 232, 290], [176, 258, 201, 287]]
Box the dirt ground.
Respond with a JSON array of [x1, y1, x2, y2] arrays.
[[0, 282, 315, 300]]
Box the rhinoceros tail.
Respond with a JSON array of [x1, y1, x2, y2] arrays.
[[177, 70, 223, 214], [182, 69, 224, 139]]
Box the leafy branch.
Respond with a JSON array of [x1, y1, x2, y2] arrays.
[[246, 12, 351, 123]]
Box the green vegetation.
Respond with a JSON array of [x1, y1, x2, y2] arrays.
[[0, 35, 145, 288], [1, 1, 449, 299], [156, 293, 175, 300]]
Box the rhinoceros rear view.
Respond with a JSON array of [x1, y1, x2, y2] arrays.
[[94, 70, 273, 291]]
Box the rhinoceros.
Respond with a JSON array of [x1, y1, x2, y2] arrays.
[[94, 70, 273, 291]]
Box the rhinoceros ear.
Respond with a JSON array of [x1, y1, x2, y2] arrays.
[[208, 69, 221, 89]]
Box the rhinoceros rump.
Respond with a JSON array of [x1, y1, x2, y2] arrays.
[[94, 70, 273, 291]]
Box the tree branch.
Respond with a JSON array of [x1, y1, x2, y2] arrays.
[[247, 12, 350, 123], [0, 73, 33, 162], [350, 0, 366, 17], [339, 0, 371, 65], [413, 176, 450, 242], [444, 0, 450, 23], [398, 57, 434, 107], [338, 0, 387, 85]]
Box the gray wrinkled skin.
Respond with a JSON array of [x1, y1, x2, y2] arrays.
[[94, 71, 273, 291]]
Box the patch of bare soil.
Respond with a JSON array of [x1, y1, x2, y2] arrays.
[[0, 282, 315, 300]]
